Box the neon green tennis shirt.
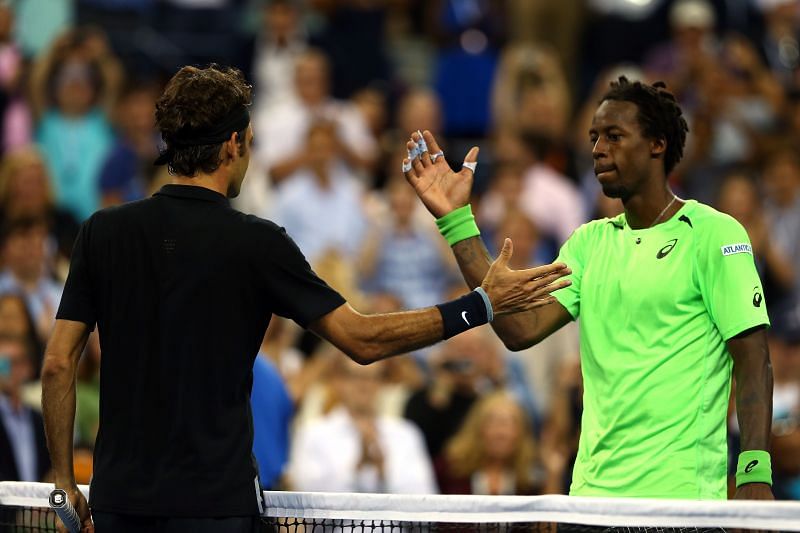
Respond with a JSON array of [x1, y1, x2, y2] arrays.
[[553, 200, 769, 499]]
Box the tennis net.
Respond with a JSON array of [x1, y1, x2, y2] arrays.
[[2, 482, 800, 532]]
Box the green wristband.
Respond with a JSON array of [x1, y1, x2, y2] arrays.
[[735, 450, 772, 487], [436, 205, 480, 247]]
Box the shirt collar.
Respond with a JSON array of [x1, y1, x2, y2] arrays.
[[154, 184, 230, 206]]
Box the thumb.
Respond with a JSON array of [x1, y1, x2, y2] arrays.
[[495, 237, 513, 268], [462, 146, 479, 174]]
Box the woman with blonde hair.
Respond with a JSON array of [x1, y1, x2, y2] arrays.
[[436, 390, 556, 495], [0, 145, 79, 268]]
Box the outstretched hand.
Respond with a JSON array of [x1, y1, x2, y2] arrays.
[[482, 238, 572, 316], [402, 130, 478, 218]]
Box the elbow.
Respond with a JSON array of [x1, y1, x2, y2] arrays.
[[40, 353, 73, 382], [341, 325, 386, 365], [500, 333, 538, 352], [344, 341, 383, 366]]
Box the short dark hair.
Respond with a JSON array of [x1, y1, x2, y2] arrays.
[[600, 77, 689, 176], [155, 65, 252, 177]]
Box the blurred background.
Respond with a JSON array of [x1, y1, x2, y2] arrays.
[[0, 0, 799, 500]]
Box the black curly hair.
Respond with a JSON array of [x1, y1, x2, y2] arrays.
[[600, 77, 689, 176]]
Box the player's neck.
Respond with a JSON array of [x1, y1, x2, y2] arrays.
[[171, 172, 230, 198], [623, 185, 679, 230]]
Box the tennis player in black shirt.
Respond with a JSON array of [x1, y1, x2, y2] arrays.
[[40, 65, 570, 533]]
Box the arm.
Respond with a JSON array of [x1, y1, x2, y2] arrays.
[[310, 303, 444, 364], [449, 236, 572, 350], [402, 130, 571, 351], [268, 151, 309, 183], [311, 239, 570, 364], [728, 327, 774, 500], [334, 135, 377, 175], [27, 35, 67, 121], [41, 319, 94, 532]]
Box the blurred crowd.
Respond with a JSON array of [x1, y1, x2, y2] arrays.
[[0, 0, 799, 501]]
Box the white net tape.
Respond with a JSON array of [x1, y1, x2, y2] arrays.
[[3, 482, 800, 531]]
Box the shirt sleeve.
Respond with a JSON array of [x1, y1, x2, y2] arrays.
[[552, 224, 588, 320], [255, 219, 346, 328], [695, 214, 770, 340], [55, 217, 97, 329]]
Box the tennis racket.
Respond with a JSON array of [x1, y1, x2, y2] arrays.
[[49, 488, 81, 533]]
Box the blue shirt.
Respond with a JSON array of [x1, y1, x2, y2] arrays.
[[0, 395, 37, 481], [36, 108, 114, 221], [251, 355, 293, 489], [362, 227, 455, 310]]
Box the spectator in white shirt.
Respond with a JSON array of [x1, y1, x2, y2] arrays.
[[270, 120, 367, 264], [250, 0, 307, 114], [256, 49, 377, 187], [288, 352, 437, 494]]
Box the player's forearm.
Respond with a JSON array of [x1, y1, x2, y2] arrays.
[[345, 307, 446, 363], [731, 330, 774, 451], [450, 237, 544, 350], [41, 355, 79, 488]]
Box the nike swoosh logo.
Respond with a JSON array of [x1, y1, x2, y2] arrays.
[[461, 311, 470, 325]]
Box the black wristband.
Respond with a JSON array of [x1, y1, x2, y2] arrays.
[[436, 290, 489, 339]]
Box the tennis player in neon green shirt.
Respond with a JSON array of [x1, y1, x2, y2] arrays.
[[402, 77, 774, 500]]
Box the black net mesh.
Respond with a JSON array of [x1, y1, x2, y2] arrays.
[[0, 504, 57, 532], [262, 517, 777, 533]]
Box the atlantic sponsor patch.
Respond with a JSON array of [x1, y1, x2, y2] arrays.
[[721, 243, 752, 256]]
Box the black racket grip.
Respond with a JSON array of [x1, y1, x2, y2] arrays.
[[49, 489, 81, 533]]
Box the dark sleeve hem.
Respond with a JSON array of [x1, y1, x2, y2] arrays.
[[54, 312, 97, 331], [292, 295, 347, 329], [721, 319, 770, 342]]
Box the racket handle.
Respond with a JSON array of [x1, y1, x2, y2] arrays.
[[49, 489, 82, 533]]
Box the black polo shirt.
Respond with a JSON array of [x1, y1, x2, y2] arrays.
[[56, 184, 345, 517]]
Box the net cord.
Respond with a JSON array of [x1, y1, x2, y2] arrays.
[[2, 482, 800, 531]]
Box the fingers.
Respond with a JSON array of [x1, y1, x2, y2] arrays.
[[527, 271, 571, 291], [526, 295, 559, 310], [422, 130, 443, 158], [406, 139, 425, 175], [528, 278, 572, 298], [522, 262, 570, 281], [412, 130, 432, 166]]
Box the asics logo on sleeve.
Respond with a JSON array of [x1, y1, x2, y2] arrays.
[[753, 287, 763, 308], [461, 311, 470, 325], [744, 460, 759, 473], [656, 239, 678, 259]]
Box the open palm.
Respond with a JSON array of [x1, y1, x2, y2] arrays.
[[402, 130, 478, 218]]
